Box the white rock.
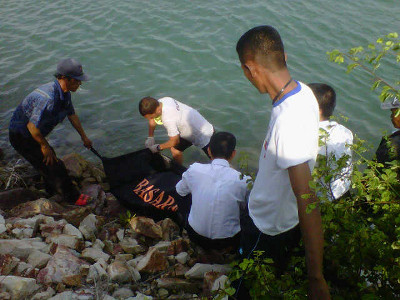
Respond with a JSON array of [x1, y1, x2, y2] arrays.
[[16, 262, 32, 274], [212, 275, 230, 291], [63, 224, 83, 239], [112, 287, 134, 299], [27, 250, 52, 269], [117, 229, 125, 242], [79, 214, 98, 241], [93, 239, 104, 250], [0, 238, 49, 259], [46, 234, 80, 250], [0, 224, 6, 234], [107, 261, 132, 283], [12, 227, 34, 239], [32, 287, 56, 300], [0, 214, 5, 225], [153, 241, 171, 253], [0, 275, 39, 300], [81, 247, 110, 263], [175, 252, 189, 265], [87, 261, 108, 284], [185, 263, 231, 279]]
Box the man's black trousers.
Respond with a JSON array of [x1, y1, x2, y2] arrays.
[[9, 131, 80, 203]]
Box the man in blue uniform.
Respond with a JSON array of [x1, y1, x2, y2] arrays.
[[9, 58, 92, 205]]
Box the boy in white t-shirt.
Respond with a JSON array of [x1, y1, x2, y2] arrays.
[[139, 96, 214, 164], [309, 83, 353, 201], [236, 26, 330, 299]]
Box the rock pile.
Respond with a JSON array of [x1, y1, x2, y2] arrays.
[[0, 153, 233, 299]]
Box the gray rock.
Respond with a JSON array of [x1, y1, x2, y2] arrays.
[[112, 287, 134, 299], [81, 247, 110, 263], [87, 261, 108, 284], [46, 234, 81, 250], [175, 252, 189, 265], [32, 287, 56, 300], [79, 214, 100, 241], [153, 241, 172, 253], [0, 238, 49, 259], [0, 275, 39, 300], [63, 223, 83, 239], [107, 261, 132, 283], [27, 250, 52, 269]]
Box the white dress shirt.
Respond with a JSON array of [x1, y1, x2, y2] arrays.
[[176, 159, 248, 239]]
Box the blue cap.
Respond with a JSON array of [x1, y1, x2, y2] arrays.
[[56, 58, 89, 81]]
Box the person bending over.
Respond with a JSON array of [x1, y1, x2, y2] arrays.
[[175, 132, 249, 251], [9, 58, 92, 205], [309, 83, 353, 201], [139, 96, 214, 164], [236, 26, 330, 299]]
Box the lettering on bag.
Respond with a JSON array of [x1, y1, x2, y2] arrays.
[[133, 179, 178, 211]]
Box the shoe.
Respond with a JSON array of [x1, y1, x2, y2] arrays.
[[75, 194, 90, 206]]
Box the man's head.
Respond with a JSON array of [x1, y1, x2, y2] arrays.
[[308, 83, 336, 121], [236, 26, 287, 93], [391, 108, 400, 129], [139, 97, 162, 119], [208, 132, 236, 161], [55, 58, 89, 92]]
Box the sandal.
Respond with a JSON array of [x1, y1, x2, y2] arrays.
[[75, 194, 90, 206]]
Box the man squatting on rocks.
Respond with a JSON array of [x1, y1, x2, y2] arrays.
[[9, 58, 92, 206], [236, 26, 331, 299], [138, 96, 214, 164], [175, 131, 250, 251], [309, 83, 353, 201]]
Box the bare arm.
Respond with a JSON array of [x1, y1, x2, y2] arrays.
[[159, 135, 180, 151], [148, 118, 156, 137], [68, 114, 92, 148], [27, 122, 57, 165], [288, 162, 330, 300]]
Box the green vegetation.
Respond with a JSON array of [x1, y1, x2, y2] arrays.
[[217, 33, 400, 299]]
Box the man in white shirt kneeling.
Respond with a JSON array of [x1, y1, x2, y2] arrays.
[[176, 132, 249, 251]]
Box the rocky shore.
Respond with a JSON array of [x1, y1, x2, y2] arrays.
[[0, 152, 232, 300]]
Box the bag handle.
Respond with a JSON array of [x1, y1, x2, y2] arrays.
[[90, 147, 103, 160]]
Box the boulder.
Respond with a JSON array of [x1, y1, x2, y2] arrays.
[[46, 234, 82, 251], [86, 261, 108, 284], [37, 245, 89, 284], [176, 252, 189, 265], [0, 188, 40, 210], [158, 218, 180, 241], [0, 276, 39, 300], [27, 250, 52, 269], [120, 237, 145, 255], [81, 247, 110, 263], [78, 213, 104, 241], [62, 153, 88, 178], [129, 216, 162, 239], [40, 219, 68, 238], [0, 238, 48, 259], [112, 287, 134, 299], [8, 198, 64, 218], [62, 223, 83, 239], [136, 247, 168, 273], [107, 260, 132, 283]]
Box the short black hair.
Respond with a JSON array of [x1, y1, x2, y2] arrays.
[[209, 132, 236, 159], [139, 97, 159, 116], [308, 83, 336, 119], [236, 25, 286, 71]]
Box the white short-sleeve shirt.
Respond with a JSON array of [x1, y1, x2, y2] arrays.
[[159, 97, 214, 148], [248, 81, 320, 236], [176, 159, 249, 239], [318, 120, 353, 200]]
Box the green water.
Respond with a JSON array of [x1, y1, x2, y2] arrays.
[[1, 0, 399, 168]]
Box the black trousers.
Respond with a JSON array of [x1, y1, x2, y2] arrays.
[[9, 131, 80, 203], [186, 223, 241, 251]]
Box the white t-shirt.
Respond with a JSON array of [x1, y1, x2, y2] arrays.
[[318, 120, 353, 200], [159, 97, 214, 148], [176, 159, 249, 239], [248, 81, 320, 236]]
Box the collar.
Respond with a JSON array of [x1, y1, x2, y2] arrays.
[[320, 120, 338, 129], [54, 80, 69, 101], [273, 80, 301, 107], [211, 158, 230, 167]]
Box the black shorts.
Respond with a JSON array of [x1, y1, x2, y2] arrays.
[[174, 137, 211, 159]]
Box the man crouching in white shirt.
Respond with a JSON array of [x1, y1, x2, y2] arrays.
[[175, 132, 249, 251]]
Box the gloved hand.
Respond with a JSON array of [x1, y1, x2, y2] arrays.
[[149, 144, 161, 153], [145, 136, 155, 148]]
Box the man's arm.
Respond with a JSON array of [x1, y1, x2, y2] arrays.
[[159, 135, 180, 151], [27, 122, 57, 166], [148, 118, 156, 137], [68, 114, 92, 148], [288, 162, 330, 300]]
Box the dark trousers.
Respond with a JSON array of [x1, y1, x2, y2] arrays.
[[186, 223, 241, 251], [9, 131, 80, 203]]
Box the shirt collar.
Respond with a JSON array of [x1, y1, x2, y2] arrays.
[[211, 158, 230, 167], [320, 120, 338, 129], [54, 79, 70, 101], [273, 80, 301, 107]]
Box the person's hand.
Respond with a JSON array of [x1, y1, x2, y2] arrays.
[[145, 137, 155, 148], [309, 277, 330, 300], [82, 136, 92, 149], [41, 145, 57, 166], [149, 144, 161, 153]]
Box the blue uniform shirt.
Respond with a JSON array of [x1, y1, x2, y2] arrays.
[[9, 80, 75, 137]]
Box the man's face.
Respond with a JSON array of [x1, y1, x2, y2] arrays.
[[240, 60, 267, 94], [390, 108, 400, 129], [66, 78, 82, 92]]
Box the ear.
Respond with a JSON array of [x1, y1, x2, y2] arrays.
[[230, 150, 237, 160], [207, 147, 212, 158], [242, 61, 257, 78], [284, 52, 288, 62]]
